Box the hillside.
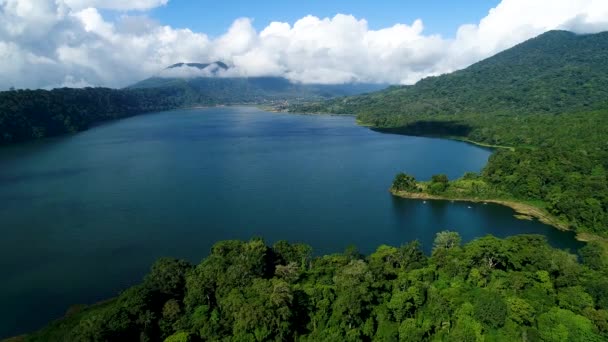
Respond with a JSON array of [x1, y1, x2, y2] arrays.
[[292, 30, 608, 120]]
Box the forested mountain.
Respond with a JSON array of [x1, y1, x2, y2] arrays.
[[292, 30, 608, 119], [129, 62, 387, 103], [166, 61, 230, 72], [291, 30, 608, 239], [25, 237, 608, 341]]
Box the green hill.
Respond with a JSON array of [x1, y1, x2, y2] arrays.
[[292, 30, 608, 121]]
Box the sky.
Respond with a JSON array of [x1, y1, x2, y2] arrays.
[[147, 1, 501, 38], [1, 0, 607, 90]]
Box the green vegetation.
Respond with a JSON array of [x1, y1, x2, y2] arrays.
[[390, 173, 571, 231], [290, 31, 608, 118], [391, 173, 419, 193], [23, 237, 608, 341], [0, 87, 200, 145], [0, 77, 385, 145], [290, 30, 608, 238]]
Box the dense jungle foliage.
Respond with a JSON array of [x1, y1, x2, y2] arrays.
[[0, 80, 384, 145], [290, 31, 608, 118], [23, 237, 608, 341], [290, 30, 608, 237], [0, 87, 210, 145]]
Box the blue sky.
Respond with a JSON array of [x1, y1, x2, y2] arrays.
[[148, 0, 501, 38]]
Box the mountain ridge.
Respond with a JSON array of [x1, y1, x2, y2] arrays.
[[290, 30, 608, 120], [128, 63, 389, 103], [165, 61, 229, 70]]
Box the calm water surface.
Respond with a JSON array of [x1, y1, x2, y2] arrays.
[[0, 107, 583, 337]]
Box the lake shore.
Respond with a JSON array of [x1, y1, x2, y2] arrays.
[[389, 188, 578, 234]]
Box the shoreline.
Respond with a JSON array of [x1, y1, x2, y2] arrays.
[[446, 136, 515, 151], [389, 189, 580, 236]]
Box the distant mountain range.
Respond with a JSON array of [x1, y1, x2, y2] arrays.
[[166, 61, 229, 71], [0, 62, 388, 145], [128, 62, 388, 104]]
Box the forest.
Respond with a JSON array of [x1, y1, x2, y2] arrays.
[[379, 111, 608, 238], [21, 237, 607, 341], [290, 31, 608, 118], [0, 87, 211, 145]]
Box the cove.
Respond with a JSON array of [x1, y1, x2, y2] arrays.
[[0, 106, 583, 337]]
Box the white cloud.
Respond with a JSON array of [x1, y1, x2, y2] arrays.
[[63, 0, 168, 11], [0, 0, 607, 89]]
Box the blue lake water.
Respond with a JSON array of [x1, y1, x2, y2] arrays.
[[0, 106, 583, 337]]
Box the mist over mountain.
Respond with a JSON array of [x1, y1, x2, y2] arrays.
[[292, 30, 608, 121], [128, 62, 389, 103]]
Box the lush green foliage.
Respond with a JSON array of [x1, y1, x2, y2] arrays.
[[291, 31, 608, 237], [391, 173, 419, 192], [0, 87, 196, 144], [291, 31, 608, 118], [25, 237, 608, 341], [0, 79, 385, 145]]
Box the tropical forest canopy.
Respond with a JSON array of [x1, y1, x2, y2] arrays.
[[25, 237, 608, 341]]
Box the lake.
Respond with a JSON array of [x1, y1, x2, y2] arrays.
[[0, 106, 583, 337]]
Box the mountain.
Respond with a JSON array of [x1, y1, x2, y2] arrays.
[[128, 62, 388, 104], [292, 30, 608, 122], [166, 61, 229, 71]]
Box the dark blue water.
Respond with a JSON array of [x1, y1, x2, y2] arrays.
[[0, 107, 583, 337]]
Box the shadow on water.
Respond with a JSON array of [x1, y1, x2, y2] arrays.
[[372, 120, 473, 138]]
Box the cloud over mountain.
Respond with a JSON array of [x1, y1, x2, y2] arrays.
[[0, 0, 607, 89]]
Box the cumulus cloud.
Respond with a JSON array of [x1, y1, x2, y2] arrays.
[[158, 63, 229, 78], [0, 0, 607, 89], [64, 0, 169, 11]]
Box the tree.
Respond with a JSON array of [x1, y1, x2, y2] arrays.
[[433, 231, 462, 250], [391, 173, 418, 192], [431, 174, 449, 184], [451, 303, 484, 342], [473, 290, 508, 328], [465, 235, 511, 270], [557, 286, 594, 313], [144, 258, 193, 297], [506, 297, 535, 325], [579, 241, 607, 271], [537, 308, 602, 342], [272, 240, 312, 268], [164, 331, 196, 342]]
